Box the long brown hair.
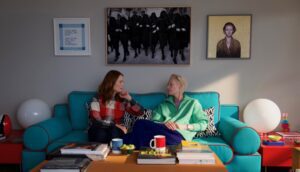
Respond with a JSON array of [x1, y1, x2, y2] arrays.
[[98, 70, 123, 104]]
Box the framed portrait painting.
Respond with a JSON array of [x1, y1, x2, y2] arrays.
[[53, 18, 91, 56], [207, 15, 252, 59], [106, 7, 191, 65]]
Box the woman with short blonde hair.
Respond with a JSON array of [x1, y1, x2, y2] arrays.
[[123, 74, 208, 149], [168, 74, 187, 95]]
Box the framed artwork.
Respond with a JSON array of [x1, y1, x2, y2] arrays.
[[106, 7, 191, 65], [53, 18, 91, 56], [207, 15, 252, 59]]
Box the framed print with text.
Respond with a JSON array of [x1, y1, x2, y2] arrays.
[[54, 18, 91, 56]]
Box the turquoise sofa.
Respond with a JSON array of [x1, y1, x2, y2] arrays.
[[22, 91, 261, 172]]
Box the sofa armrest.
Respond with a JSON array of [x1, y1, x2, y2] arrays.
[[23, 117, 72, 151], [218, 117, 260, 155], [54, 104, 69, 118]]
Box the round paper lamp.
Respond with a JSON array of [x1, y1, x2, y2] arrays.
[[17, 99, 51, 128], [243, 99, 281, 133]]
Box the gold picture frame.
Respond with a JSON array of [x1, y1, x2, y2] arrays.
[[207, 15, 252, 59]]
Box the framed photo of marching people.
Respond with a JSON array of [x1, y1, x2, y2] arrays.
[[106, 7, 191, 65], [206, 15, 252, 59]]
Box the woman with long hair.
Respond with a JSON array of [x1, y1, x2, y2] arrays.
[[88, 70, 143, 143]]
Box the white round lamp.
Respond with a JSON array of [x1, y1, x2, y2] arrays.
[[17, 99, 52, 128], [243, 99, 281, 133]]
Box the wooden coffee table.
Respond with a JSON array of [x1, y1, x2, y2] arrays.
[[31, 151, 227, 172]]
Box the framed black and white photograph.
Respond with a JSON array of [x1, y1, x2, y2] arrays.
[[207, 15, 252, 59], [106, 7, 191, 65], [53, 18, 91, 56]]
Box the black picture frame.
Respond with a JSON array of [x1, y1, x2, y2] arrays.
[[106, 7, 191, 65]]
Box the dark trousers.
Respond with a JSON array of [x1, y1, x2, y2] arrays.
[[88, 122, 124, 144], [123, 119, 184, 149]]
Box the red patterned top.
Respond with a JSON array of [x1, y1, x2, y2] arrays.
[[89, 97, 143, 124]]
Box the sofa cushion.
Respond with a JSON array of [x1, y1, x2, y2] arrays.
[[123, 109, 152, 131], [194, 107, 221, 138], [68, 91, 97, 130], [193, 137, 234, 164], [23, 117, 72, 151], [130, 92, 166, 109], [185, 92, 220, 125], [218, 117, 260, 155], [46, 130, 88, 153]]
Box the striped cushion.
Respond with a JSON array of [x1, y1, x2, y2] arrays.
[[194, 107, 221, 138], [123, 109, 152, 132]]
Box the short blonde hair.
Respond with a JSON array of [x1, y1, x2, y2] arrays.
[[168, 74, 187, 94]]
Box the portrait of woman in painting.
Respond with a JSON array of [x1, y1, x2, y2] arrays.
[[216, 22, 241, 58]]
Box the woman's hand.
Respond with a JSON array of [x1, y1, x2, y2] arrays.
[[164, 121, 178, 130], [119, 91, 132, 101], [116, 124, 128, 134]]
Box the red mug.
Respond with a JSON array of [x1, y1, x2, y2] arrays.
[[149, 135, 166, 153]]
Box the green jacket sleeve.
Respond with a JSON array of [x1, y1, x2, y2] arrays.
[[190, 100, 208, 132], [151, 104, 165, 122]]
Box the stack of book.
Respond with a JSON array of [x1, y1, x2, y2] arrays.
[[177, 140, 215, 164], [60, 143, 110, 160], [137, 147, 176, 164], [41, 157, 90, 172], [276, 131, 300, 145]]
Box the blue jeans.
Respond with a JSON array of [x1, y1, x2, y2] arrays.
[[123, 119, 184, 149]]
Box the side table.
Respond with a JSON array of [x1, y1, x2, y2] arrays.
[[0, 130, 24, 164], [259, 144, 295, 172]]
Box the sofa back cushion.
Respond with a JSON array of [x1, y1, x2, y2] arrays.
[[68, 91, 97, 130], [185, 92, 220, 125], [68, 91, 165, 130], [130, 92, 166, 109], [68, 91, 220, 130]]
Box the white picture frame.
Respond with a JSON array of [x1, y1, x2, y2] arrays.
[[53, 18, 91, 56]]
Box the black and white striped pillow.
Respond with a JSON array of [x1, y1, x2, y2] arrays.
[[122, 109, 152, 132], [194, 107, 221, 138]]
